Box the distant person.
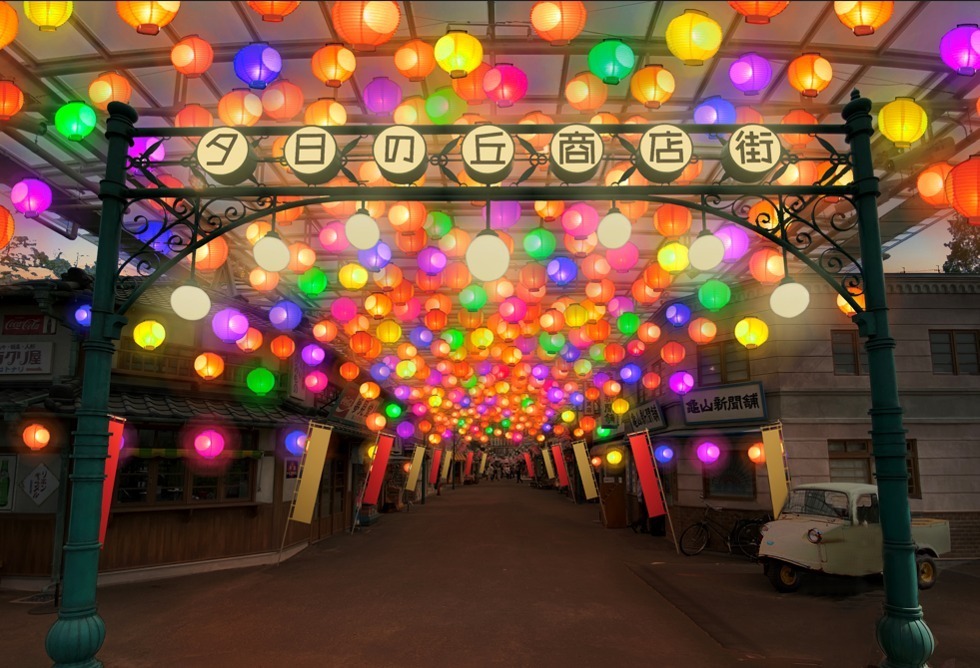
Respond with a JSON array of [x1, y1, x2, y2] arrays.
[[516, 462, 523, 484]]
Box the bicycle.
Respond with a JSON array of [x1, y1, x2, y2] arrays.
[[679, 502, 769, 559]]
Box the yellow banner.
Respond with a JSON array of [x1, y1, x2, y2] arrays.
[[542, 448, 556, 479], [440, 446, 452, 481], [406, 444, 427, 491], [289, 423, 332, 524], [478, 452, 487, 475], [761, 424, 790, 518], [572, 440, 598, 500]]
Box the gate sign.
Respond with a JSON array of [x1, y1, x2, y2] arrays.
[[549, 124, 603, 183], [722, 124, 782, 183], [282, 126, 340, 185], [461, 125, 514, 184], [373, 125, 427, 184], [195, 128, 256, 185], [636, 124, 693, 184]]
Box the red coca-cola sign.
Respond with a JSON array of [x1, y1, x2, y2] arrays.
[[2, 315, 56, 336]]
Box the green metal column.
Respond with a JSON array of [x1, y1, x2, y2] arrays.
[[45, 102, 137, 668], [843, 91, 933, 668]]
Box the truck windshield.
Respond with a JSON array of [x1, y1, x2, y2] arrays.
[[782, 489, 850, 520]]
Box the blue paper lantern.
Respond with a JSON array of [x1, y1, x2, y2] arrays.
[[570, 391, 585, 406], [410, 326, 434, 348], [364, 76, 403, 115], [358, 241, 392, 271], [547, 256, 578, 286], [559, 343, 581, 362], [234, 42, 282, 89], [284, 430, 306, 456], [620, 363, 642, 384], [269, 300, 303, 331], [728, 53, 772, 96], [136, 220, 170, 253], [694, 95, 736, 136], [74, 304, 92, 327], [654, 444, 674, 463], [665, 303, 691, 327], [370, 362, 392, 382]]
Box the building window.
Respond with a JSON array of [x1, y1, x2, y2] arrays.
[[827, 439, 920, 499], [698, 340, 750, 386], [831, 330, 868, 375], [702, 447, 756, 500], [929, 330, 980, 375], [647, 360, 665, 399]]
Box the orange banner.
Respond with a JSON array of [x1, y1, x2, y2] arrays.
[[362, 433, 394, 506], [429, 449, 443, 485], [99, 416, 126, 547], [464, 451, 474, 477], [523, 451, 535, 477]]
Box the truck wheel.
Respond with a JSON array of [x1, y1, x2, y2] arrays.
[[916, 555, 937, 590], [767, 561, 805, 593]]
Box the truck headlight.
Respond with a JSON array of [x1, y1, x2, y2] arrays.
[[807, 528, 822, 543]]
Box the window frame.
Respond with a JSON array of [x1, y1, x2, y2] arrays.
[[702, 445, 757, 501], [827, 438, 921, 499], [830, 329, 868, 376], [697, 339, 751, 387], [929, 330, 980, 375]]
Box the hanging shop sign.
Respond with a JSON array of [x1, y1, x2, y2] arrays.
[[721, 124, 783, 183], [635, 124, 693, 184], [282, 126, 341, 185], [23, 463, 58, 506], [194, 127, 257, 185], [373, 125, 428, 184], [549, 124, 604, 183], [681, 381, 768, 426], [461, 125, 515, 184], [0, 342, 53, 375], [623, 399, 666, 433]]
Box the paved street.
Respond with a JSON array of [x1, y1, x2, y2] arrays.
[[3, 481, 978, 668]]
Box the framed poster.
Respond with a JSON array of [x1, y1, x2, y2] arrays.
[[0, 454, 16, 511]]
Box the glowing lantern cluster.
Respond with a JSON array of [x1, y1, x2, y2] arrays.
[[116, 1, 180, 35]]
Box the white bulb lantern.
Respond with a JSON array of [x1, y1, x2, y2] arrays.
[[596, 208, 632, 249], [345, 209, 380, 251], [170, 284, 212, 321], [688, 232, 726, 271], [253, 233, 290, 272], [466, 230, 510, 282], [770, 280, 810, 319]]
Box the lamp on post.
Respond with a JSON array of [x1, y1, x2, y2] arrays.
[[843, 89, 934, 668]]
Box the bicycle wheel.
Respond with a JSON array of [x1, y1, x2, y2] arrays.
[[679, 522, 710, 556], [735, 521, 764, 559]]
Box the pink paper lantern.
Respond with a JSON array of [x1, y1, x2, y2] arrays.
[[607, 242, 639, 272], [669, 370, 694, 395], [11, 178, 52, 218], [304, 370, 329, 392], [607, 296, 634, 317], [394, 297, 421, 322], [498, 296, 528, 323], [696, 441, 721, 464], [483, 63, 528, 108], [194, 429, 225, 459], [561, 202, 599, 239], [331, 297, 358, 323], [318, 221, 350, 252]]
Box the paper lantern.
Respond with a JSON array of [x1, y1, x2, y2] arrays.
[[312, 43, 356, 87], [564, 71, 607, 112], [788, 53, 833, 98], [611, 398, 630, 415], [735, 317, 769, 350], [669, 371, 694, 395], [394, 39, 435, 81], [589, 38, 635, 85], [523, 228, 557, 261], [560, 202, 598, 239], [389, 201, 427, 233], [175, 103, 213, 128], [194, 352, 224, 380], [0, 3, 17, 50], [629, 64, 674, 109], [546, 257, 577, 287], [877, 97, 927, 149], [363, 76, 403, 115], [259, 80, 303, 121], [694, 95, 736, 131], [340, 361, 360, 381], [247, 1, 299, 22], [483, 63, 528, 108], [393, 95, 429, 125], [417, 247, 447, 276], [435, 30, 483, 79], [247, 367, 276, 396], [425, 87, 466, 125], [716, 224, 750, 262], [134, 319, 166, 351], [0, 79, 23, 120], [696, 442, 720, 464], [234, 328, 262, 354], [360, 381, 381, 400], [358, 241, 392, 272], [607, 242, 639, 272], [770, 280, 811, 319], [270, 335, 296, 360], [519, 111, 555, 152], [366, 413, 387, 432], [377, 319, 402, 344], [735, 106, 765, 125], [657, 242, 689, 274], [332, 1, 400, 52], [170, 35, 214, 78], [945, 155, 980, 224], [305, 98, 347, 126], [55, 101, 97, 141], [193, 236, 229, 272], [88, 72, 131, 111], [698, 279, 732, 312], [834, 1, 893, 35], [23, 423, 51, 451], [297, 267, 328, 297], [234, 42, 281, 89], [466, 230, 510, 282], [779, 109, 818, 151], [11, 178, 52, 218], [688, 232, 726, 271], [450, 61, 490, 103], [917, 162, 953, 207], [212, 308, 249, 343], [729, 53, 771, 96], [665, 9, 722, 66], [269, 300, 303, 331], [530, 1, 586, 45], [687, 318, 716, 345], [940, 24, 980, 75], [116, 1, 179, 35], [533, 201, 564, 223], [665, 303, 691, 327], [749, 248, 785, 284], [728, 1, 788, 24], [654, 204, 692, 236], [365, 292, 394, 320], [218, 89, 263, 127], [0, 205, 14, 249]]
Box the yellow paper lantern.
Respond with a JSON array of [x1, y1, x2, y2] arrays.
[[657, 241, 690, 273], [377, 319, 402, 344], [734, 317, 769, 349], [434, 30, 483, 79], [133, 319, 166, 350], [877, 97, 927, 149], [834, 1, 893, 36], [611, 398, 630, 415], [339, 263, 369, 290], [116, 1, 179, 35], [665, 9, 722, 66], [629, 64, 675, 109], [24, 2, 73, 31]]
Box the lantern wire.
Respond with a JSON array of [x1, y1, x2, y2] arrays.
[[270, 196, 278, 234]]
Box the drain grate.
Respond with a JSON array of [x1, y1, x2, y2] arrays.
[[10, 593, 54, 605]]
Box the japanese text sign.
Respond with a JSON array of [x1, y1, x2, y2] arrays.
[[681, 381, 767, 426]]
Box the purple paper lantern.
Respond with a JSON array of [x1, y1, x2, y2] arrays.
[[570, 391, 585, 406], [11, 178, 52, 219], [939, 24, 980, 75], [607, 296, 634, 318], [728, 53, 772, 95], [483, 201, 522, 230], [531, 364, 549, 380], [410, 326, 433, 348], [665, 303, 691, 327], [427, 368, 443, 386], [396, 421, 415, 439], [301, 344, 325, 366], [716, 224, 751, 262], [593, 371, 611, 388], [547, 387, 565, 403], [669, 371, 695, 395], [547, 256, 578, 286], [212, 308, 249, 343], [607, 242, 639, 272], [269, 300, 303, 331], [696, 441, 721, 464], [370, 362, 391, 381], [331, 297, 358, 323], [394, 385, 412, 401], [358, 241, 392, 271], [364, 76, 403, 115], [620, 363, 642, 384], [418, 246, 448, 275]]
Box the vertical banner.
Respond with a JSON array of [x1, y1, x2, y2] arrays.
[[572, 440, 598, 500], [429, 448, 443, 486], [628, 431, 665, 518], [541, 448, 556, 479], [440, 447, 452, 481], [362, 433, 394, 506], [761, 424, 790, 517], [478, 452, 487, 475], [464, 451, 474, 477], [551, 445, 570, 489], [406, 444, 427, 491], [523, 451, 535, 477], [99, 416, 126, 547], [290, 423, 333, 524]]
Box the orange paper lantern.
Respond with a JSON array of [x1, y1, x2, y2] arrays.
[[728, 1, 789, 24], [332, 1, 401, 52], [0, 79, 24, 121], [312, 43, 356, 88], [116, 1, 179, 35], [917, 162, 954, 207], [88, 72, 132, 111], [394, 39, 435, 82], [171, 35, 213, 78], [945, 155, 980, 225], [787, 53, 832, 98], [218, 89, 263, 127], [175, 104, 213, 128], [565, 72, 607, 112], [194, 236, 229, 272], [247, 1, 300, 22], [262, 80, 304, 121], [271, 335, 296, 359], [530, 1, 587, 45]]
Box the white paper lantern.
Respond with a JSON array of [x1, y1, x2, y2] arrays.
[[253, 234, 290, 272], [688, 232, 726, 271], [466, 230, 510, 282], [170, 284, 212, 321], [596, 208, 632, 249], [770, 280, 810, 318], [345, 209, 380, 250]]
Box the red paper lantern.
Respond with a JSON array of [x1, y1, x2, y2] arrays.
[[262, 80, 304, 121], [394, 39, 436, 82], [660, 341, 686, 365], [340, 361, 360, 381], [452, 61, 490, 103], [425, 309, 448, 332], [247, 1, 300, 22], [653, 204, 692, 237], [0, 205, 14, 249], [642, 372, 661, 390], [917, 162, 954, 207], [23, 423, 51, 451], [271, 335, 296, 359], [781, 109, 817, 150], [0, 79, 24, 121], [530, 1, 587, 46], [171, 35, 213, 78], [749, 248, 785, 284], [175, 104, 213, 128], [728, 1, 789, 24], [332, 1, 401, 52], [945, 155, 980, 225]]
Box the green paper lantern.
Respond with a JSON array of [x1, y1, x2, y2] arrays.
[[589, 344, 606, 362], [442, 328, 465, 350], [698, 279, 732, 312], [425, 86, 466, 125], [588, 38, 636, 85], [485, 426, 494, 434], [596, 426, 612, 439], [297, 267, 328, 297], [501, 418, 512, 428], [385, 403, 403, 419], [425, 211, 453, 240], [463, 375, 478, 389], [523, 228, 557, 261], [539, 332, 565, 354], [459, 284, 487, 312], [55, 101, 98, 141], [617, 312, 640, 335], [247, 367, 276, 396], [522, 396, 533, 408]]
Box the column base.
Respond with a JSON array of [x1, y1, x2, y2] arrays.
[[46, 612, 106, 667], [877, 604, 934, 668]]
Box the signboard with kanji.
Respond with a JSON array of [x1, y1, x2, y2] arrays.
[[722, 124, 782, 183], [623, 400, 666, 433], [461, 125, 514, 184], [682, 381, 767, 426], [195, 127, 256, 185], [0, 342, 53, 375], [22, 463, 59, 506], [549, 124, 603, 183], [636, 124, 693, 184], [373, 126, 427, 184], [282, 126, 340, 184]]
